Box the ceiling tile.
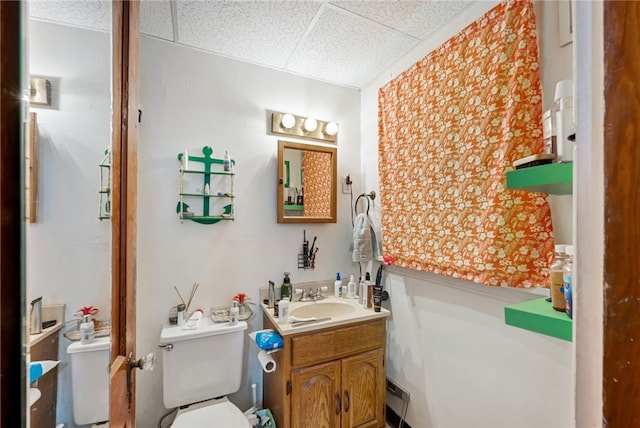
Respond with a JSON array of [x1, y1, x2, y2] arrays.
[[330, 0, 474, 40], [176, 1, 322, 68], [29, 0, 111, 32], [286, 4, 419, 88], [141, 0, 174, 41]]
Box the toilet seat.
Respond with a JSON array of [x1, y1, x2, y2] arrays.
[[172, 397, 251, 428]]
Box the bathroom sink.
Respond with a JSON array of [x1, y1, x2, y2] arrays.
[[290, 301, 356, 318]]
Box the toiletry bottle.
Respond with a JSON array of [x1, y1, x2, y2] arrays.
[[230, 301, 239, 325], [359, 276, 366, 306], [563, 245, 574, 319], [278, 297, 290, 324], [554, 79, 574, 162], [281, 272, 292, 300], [176, 303, 186, 326], [224, 150, 231, 172], [80, 315, 95, 345], [365, 272, 373, 309], [347, 274, 357, 299], [334, 273, 342, 298], [550, 244, 567, 311]]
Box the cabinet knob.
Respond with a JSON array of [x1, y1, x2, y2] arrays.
[[335, 392, 341, 415], [344, 390, 350, 412]]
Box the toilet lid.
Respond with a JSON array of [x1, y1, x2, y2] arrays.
[[173, 398, 251, 428]]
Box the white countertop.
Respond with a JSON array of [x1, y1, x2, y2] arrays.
[[261, 296, 390, 336], [27, 303, 66, 350], [27, 323, 63, 350]]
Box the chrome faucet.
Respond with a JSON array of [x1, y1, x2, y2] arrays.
[[297, 287, 327, 302]]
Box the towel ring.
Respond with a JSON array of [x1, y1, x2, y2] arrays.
[[354, 191, 376, 215]]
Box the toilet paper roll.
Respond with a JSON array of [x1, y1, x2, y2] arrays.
[[258, 350, 276, 373]]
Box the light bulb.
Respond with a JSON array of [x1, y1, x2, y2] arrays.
[[281, 113, 296, 129], [303, 117, 318, 132], [324, 122, 339, 136]]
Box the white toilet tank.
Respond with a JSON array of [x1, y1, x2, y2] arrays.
[[159, 319, 247, 409], [67, 336, 110, 425]]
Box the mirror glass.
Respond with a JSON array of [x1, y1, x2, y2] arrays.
[[277, 140, 337, 223], [25, 3, 112, 427]]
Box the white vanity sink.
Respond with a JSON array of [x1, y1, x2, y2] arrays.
[[261, 289, 390, 335], [290, 300, 356, 318]]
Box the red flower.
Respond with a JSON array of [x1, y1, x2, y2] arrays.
[[232, 293, 251, 306], [76, 306, 99, 316]]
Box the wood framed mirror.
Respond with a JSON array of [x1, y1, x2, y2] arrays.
[[277, 140, 337, 223]]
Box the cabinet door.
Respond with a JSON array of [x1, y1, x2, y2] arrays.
[[291, 360, 341, 428], [30, 334, 59, 428], [341, 349, 385, 428]]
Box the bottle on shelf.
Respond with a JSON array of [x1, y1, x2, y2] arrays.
[[554, 79, 574, 163], [549, 244, 567, 311], [280, 272, 292, 300], [563, 245, 574, 319], [224, 150, 232, 172]]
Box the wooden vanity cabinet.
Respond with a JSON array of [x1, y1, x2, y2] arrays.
[[29, 333, 59, 428], [263, 316, 386, 428]]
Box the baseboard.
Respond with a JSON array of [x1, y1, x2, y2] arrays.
[[386, 405, 412, 428]]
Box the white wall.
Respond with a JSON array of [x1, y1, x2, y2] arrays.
[[361, 2, 574, 426], [135, 36, 361, 425], [26, 20, 112, 428]]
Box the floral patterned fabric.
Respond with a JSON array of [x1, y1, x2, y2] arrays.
[[303, 151, 332, 217], [377, 0, 553, 288]]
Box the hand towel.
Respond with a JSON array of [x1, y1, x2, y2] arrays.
[[353, 213, 373, 262]]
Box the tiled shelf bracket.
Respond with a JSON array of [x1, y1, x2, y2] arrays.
[[504, 297, 572, 342], [506, 162, 573, 195]]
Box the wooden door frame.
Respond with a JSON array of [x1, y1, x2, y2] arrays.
[[110, 0, 139, 426], [0, 1, 25, 427], [602, 1, 640, 426]]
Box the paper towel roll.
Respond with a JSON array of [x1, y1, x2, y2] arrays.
[[258, 350, 276, 373]]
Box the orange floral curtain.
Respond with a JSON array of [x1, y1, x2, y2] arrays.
[[378, 0, 553, 288], [303, 151, 332, 217]]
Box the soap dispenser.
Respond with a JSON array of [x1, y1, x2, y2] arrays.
[[281, 272, 292, 300], [80, 315, 95, 345]]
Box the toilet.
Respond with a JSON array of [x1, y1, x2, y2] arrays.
[[159, 318, 251, 427], [67, 336, 110, 427]]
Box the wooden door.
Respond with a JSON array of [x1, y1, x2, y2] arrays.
[[109, 1, 139, 426], [341, 349, 385, 428], [0, 2, 25, 427], [291, 361, 341, 428]]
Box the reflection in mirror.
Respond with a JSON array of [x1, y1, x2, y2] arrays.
[[25, 4, 112, 427], [277, 140, 337, 223]]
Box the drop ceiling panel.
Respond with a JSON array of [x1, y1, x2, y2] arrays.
[[286, 5, 419, 88], [141, 0, 174, 42], [331, 1, 475, 40], [176, 0, 323, 68], [28, 0, 477, 89], [29, 0, 111, 32]]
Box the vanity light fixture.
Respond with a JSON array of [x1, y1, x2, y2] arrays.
[[271, 112, 338, 143], [281, 113, 296, 129], [324, 122, 339, 136], [303, 117, 318, 132]]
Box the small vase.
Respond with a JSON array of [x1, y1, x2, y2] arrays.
[[238, 305, 248, 316]]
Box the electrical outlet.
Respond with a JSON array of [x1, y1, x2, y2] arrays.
[[342, 175, 352, 194]]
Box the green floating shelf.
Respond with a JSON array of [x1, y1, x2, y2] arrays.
[[283, 204, 304, 211], [504, 297, 572, 342], [506, 162, 573, 195]]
